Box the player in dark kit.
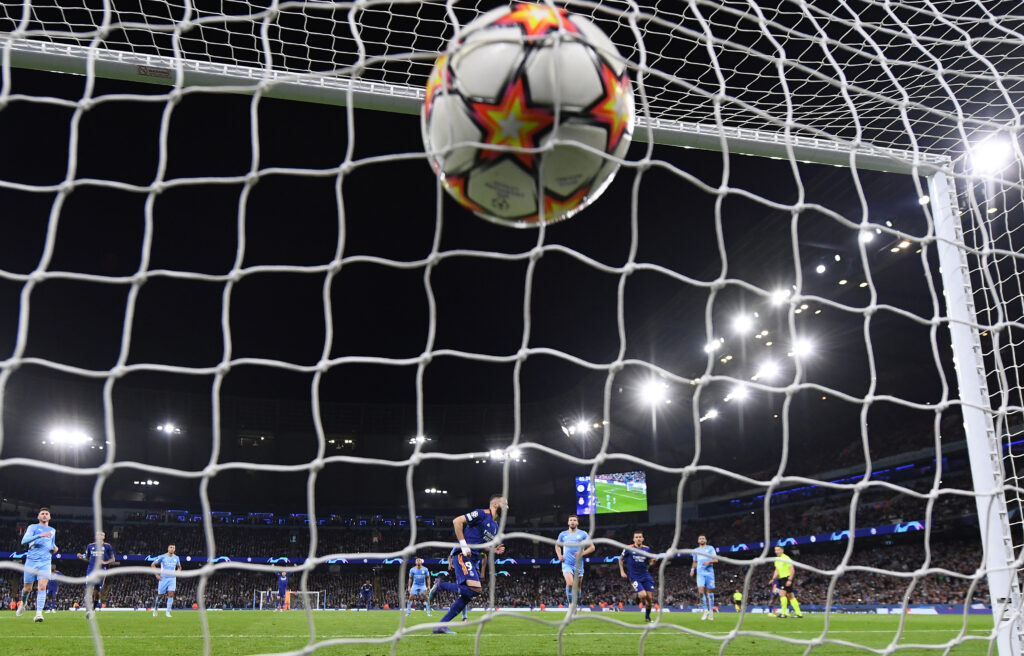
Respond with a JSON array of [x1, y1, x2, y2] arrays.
[[428, 493, 506, 634], [357, 581, 373, 610], [79, 531, 114, 618], [275, 571, 289, 611], [619, 530, 657, 622]]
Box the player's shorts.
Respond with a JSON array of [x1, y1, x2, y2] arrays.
[[630, 574, 656, 593], [779, 581, 794, 594], [561, 560, 583, 579], [46, 589, 59, 598], [453, 552, 482, 587], [23, 559, 52, 584], [696, 570, 715, 589], [410, 585, 427, 595], [86, 569, 106, 591], [158, 577, 177, 595]]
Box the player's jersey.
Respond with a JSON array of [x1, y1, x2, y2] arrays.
[[462, 508, 499, 556], [21, 523, 57, 561], [409, 566, 429, 588], [621, 544, 654, 579], [83, 541, 114, 573], [774, 553, 794, 579], [360, 584, 373, 597], [557, 529, 589, 565], [277, 573, 289, 594], [47, 573, 61, 594], [154, 553, 181, 578], [692, 545, 716, 571]]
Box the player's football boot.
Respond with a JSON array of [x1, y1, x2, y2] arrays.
[[433, 626, 456, 634], [16, 602, 25, 617], [33, 612, 44, 622]]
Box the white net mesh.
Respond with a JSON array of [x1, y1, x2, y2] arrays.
[[2, 0, 1024, 655]]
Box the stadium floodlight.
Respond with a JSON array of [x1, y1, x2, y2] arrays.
[[699, 408, 719, 422], [640, 381, 668, 404], [408, 435, 432, 445], [752, 360, 780, 381], [919, 195, 930, 205], [703, 337, 724, 353], [732, 314, 754, 334], [971, 136, 1014, 175], [815, 264, 827, 274], [155, 423, 181, 435], [858, 230, 875, 243], [48, 427, 92, 446], [769, 289, 790, 306], [724, 385, 749, 402], [791, 339, 814, 358], [574, 420, 591, 436]]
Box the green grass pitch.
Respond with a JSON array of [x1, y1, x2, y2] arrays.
[[2, 610, 995, 655], [593, 480, 647, 514]]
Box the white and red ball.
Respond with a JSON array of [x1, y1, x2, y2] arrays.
[[422, 3, 634, 227]]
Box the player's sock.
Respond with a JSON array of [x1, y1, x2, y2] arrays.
[[707, 593, 715, 610], [36, 590, 45, 611], [22, 590, 31, 606], [166, 597, 173, 612], [780, 597, 789, 615], [462, 607, 468, 620], [645, 599, 651, 620], [407, 600, 413, 612], [425, 600, 431, 614], [790, 598, 801, 615], [436, 581, 461, 595], [565, 586, 573, 605], [441, 593, 475, 623]]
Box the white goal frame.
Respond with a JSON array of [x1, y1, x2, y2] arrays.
[[258, 589, 322, 611], [3, 1, 1023, 654]]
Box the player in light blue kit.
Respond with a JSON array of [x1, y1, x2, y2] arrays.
[[79, 530, 114, 618], [406, 557, 431, 616], [428, 493, 506, 634], [17, 507, 59, 622], [556, 514, 594, 610], [690, 534, 718, 620], [151, 544, 181, 617]]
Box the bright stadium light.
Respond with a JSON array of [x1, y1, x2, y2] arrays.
[[971, 136, 1014, 175], [858, 230, 875, 244], [815, 264, 826, 274], [48, 427, 92, 446], [725, 385, 748, 402], [574, 420, 591, 435], [703, 338, 724, 353], [791, 339, 814, 358], [752, 360, 780, 381], [770, 289, 790, 306], [699, 408, 719, 422], [156, 423, 181, 435], [732, 314, 754, 334], [641, 381, 668, 404], [408, 435, 433, 445]]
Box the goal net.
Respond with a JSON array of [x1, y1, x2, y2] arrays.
[[2, 1, 1023, 655], [259, 590, 322, 611]]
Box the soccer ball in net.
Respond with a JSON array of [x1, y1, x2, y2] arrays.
[[421, 2, 634, 227]]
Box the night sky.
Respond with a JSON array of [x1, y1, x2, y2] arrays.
[[0, 53, 962, 517]]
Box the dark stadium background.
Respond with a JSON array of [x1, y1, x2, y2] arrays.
[[0, 61, 975, 571]]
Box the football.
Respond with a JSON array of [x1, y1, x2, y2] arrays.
[[422, 2, 634, 227]]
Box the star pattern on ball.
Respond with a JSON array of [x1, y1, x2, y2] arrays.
[[589, 62, 633, 154], [523, 187, 590, 224], [495, 3, 579, 36], [424, 54, 450, 117], [442, 175, 485, 213], [471, 77, 554, 169]]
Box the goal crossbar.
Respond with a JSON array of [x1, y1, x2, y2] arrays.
[[2, 37, 951, 175]]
